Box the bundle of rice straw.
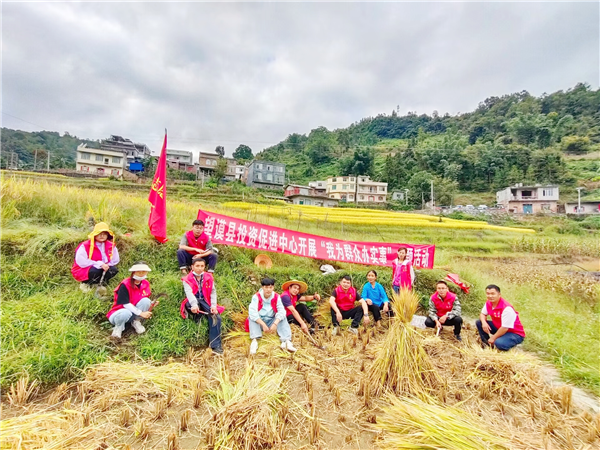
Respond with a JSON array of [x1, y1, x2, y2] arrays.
[[0, 410, 98, 449], [376, 396, 510, 450], [204, 363, 287, 450], [367, 288, 440, 397], [79, 361, 201, 408]]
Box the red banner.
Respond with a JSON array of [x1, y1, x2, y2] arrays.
[[148, 130, 168, 243], [197, 209, 435, 269]]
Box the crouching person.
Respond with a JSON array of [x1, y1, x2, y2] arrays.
[[425, 280, 463, 341], [246, 278, 296, 355], [361, 270, 390, 326], [330, 275, 369, 335], [281, 279, 320, 335], [180, 256, 224, 355], [476, 284, 525, 351], [107, 263, 152, 339]]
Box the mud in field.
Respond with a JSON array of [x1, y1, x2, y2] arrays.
[[1, 323, 599, 450]]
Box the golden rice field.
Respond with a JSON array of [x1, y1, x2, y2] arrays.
[[222, 202, 536, 233]]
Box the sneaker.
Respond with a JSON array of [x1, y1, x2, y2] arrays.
[[249, 339, 258, 355], [309, 328, 316, 335], [111, 325, 124, 339], [180, 268, 189, 276], [131, 320, 146, 334], [208, 269, 215, 273], [280, 340, 287, 350], [80, 283, 92, 293], [285, 341, 297, 353], [455, 335, 462, 342], [348, 327, 358, 335], [332, 326, 339, 336], [212, 347, 224, 356]]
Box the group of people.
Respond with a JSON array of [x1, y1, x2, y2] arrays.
[[71, 220, 526, 354]]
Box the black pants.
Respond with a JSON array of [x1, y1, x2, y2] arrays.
[[367, 303, 382, 322], [425, 316, 463, 336], [177, 249, 218, 271], [185, 298, 222, 351], [287, 303, 317, 328], [331, 307, 364, 329], [83, 266, 119, 284]]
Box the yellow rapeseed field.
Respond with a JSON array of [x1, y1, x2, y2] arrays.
[[222, 202, 535, 233]]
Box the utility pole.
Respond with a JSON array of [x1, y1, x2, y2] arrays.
[[430, 179, 435, 212], [576, 187, 584, 214], [404, 189, 409, 206], [47, 150, 50, 171], [34, 149, 38, 171]]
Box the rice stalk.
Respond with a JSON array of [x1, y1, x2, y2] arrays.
[[134, 419, 149, 440], [119, 408, 131, 427], [8, 374, 39, 406], [376, 396, 510, 450], [180, 410, 190, 431], [167, 433, 179, 450], [47, 383, 69, 406]]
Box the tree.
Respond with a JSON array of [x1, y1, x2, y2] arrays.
[[305, 126, 335, 164], [560, 135, 591, 154], [215, 146, 225, 157], [233, 144, 253, 161], [213, 157, 228, 183], [339, 149, 374, 176]]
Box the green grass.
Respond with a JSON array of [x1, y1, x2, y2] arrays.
[[1, 174, 599, 396]]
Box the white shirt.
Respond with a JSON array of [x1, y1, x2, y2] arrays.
[[248, 289, 286, 322], [481, 304, 517, 328], [75, 241, 120, 269]]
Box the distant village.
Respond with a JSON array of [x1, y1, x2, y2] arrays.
[[74, 135, 600, 215]]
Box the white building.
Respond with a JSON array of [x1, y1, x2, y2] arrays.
[[496, 184, 559, 214], [76, 143, 126, 177], [326, 176, 388, 204], [392, 191, 406, 201]]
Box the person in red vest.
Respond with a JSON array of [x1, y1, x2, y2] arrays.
[[424, 280, 463, 341], [72, 222, 120, 292], [391, 246, 415, 294], [281, 279, 321, 335], [476, 284, 526, 351], [177, 220, 218, 275], [180, 256, 224, 355], [106, 263, 153, 339], [247, 278, 295, 355], [329, 275, 369, 335]]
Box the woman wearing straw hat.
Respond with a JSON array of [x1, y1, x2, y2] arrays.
[[71, 222, 120, 292], [281, 279, 321, 335], [106, 262, 153, 339]]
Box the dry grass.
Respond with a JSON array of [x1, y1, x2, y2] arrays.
[[7, 374, 39, 406]]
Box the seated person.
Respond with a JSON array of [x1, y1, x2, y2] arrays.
[[281, 279, 321, 334], [361, 270, 390, 326], [180, 256, 224, 355], [177, 219, 217, 275], [246, 278, 296, 355], [72, 222, 120, 292], [330, 275, 369, 335], [425, 280, 463, 341], [106, 263, 152, 339], [476, 284, 525, 351]]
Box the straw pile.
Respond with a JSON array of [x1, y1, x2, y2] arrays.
[[367, 288, 440, 397], [204, 363, 288, 450], [376, 396, 510, 450]]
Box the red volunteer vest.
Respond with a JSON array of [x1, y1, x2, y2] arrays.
[[281, 290, 298, 317], [185, 230, 209, 255], [485, 297, 526, 338], [107, 277, 151, 319], [335, 286, 357, 311], [71, 240, 115, 282], [179, 272, 225, 318], [430, 291, 457, 317], [244, 292, 280, 332], [392, 259, 413, 289]]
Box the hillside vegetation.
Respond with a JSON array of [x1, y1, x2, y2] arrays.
[[258, 83, 600, 204]]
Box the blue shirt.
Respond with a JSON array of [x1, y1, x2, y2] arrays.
[[361, 282, 389, 307]]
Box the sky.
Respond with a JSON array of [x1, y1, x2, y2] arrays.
[[2, 1, 599, 157]]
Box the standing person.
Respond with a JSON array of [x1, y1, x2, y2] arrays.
[[391, 246, 415, 293], [180, 256, 224, 355], [361, 270, 390, 326], [476, 285, 525, 351], [281, 279, 321, 334], [106, 263, 153, 339], [246, 278, 296, 355], [177, 220, 218, 275], [72, 222, 120, 292], [425, 280, 463, 341], [330, 275, 369, 335]]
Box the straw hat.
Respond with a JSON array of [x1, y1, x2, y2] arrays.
[[282, 279, 308, 294], [129, 263, 152, 272], [254, 254, 273, 269]]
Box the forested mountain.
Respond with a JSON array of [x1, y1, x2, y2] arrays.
[[0, 128, 100, 169], [258, 83, 600, 205]]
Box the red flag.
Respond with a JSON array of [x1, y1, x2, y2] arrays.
[[445, 273, 470, 294], [148, 130, 168, 243]]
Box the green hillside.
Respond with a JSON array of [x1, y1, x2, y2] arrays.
[[258, 83, 600, 205]]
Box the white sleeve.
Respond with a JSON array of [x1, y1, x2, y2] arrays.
[[123, 303, 143, 316], [410, 265, 415, 283], [109, 246, 120, 266], [501, 307, 517, 328], [275, 296, 287, 322], [75, 244, 103, 269], [183, 282, 198, 309], [481, 304, 488, 315]]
